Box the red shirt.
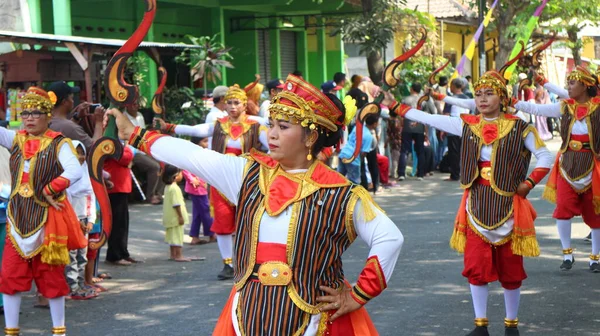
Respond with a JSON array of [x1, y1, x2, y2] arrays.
[[104, 146, 134, 194]]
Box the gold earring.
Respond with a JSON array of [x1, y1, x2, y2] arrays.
[[307, 152, 313, 161]]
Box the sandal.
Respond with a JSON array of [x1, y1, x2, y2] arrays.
[[98, 272, 112, 279]]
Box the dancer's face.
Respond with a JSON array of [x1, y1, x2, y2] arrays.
[[567, 79, 587, 100], [475, 88, 501, 117], [21, 109, 49, 136], [226, 99, 245, 120], [267, 118, 316, 170]]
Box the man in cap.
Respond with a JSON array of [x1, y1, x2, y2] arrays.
[[205, 85, 229, 124], [48, 81, 105, 152], [259, 79, 284, 119], [321, 80, 342, 95]]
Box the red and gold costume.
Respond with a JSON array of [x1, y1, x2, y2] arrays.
[[392, 64, 553, 334], [514, 65, 600, 270], [0, 87, 85, 336], [127, 75, 404, 335]]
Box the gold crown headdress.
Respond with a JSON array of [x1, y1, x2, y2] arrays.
[[224, 84, 248, 103], [21, 87, 54, 115], [567, 65, 598, 87]]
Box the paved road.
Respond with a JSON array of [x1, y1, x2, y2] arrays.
[[17, 139, 600, 335]]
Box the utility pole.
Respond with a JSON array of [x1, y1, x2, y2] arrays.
[[478, 0, 486, 76]]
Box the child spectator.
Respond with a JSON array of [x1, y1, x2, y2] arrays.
[[65, 141, 97, 300], [163, 165, 191, 262], [185, 137, 215, 245], [387, 109, 402, 179]]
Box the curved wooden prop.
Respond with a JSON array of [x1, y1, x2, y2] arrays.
[[244, 74, 260, 93], [86, 0, 156, 250], [343, 28, 427, 165], [418, 60, 451, 108], [382, 28, 427, 88], [151, 66, 167, 129], [531, 34, 555, 68]]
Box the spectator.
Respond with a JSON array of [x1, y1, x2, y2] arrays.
[[205, 86, 229, 124], [259, 79, 284, 119], [387, 108, 402, 179], [105, 145, 137, 266], [125, 102, 164, 204], [333, 72, 347, 88], [48, 81, 105, 151], [184, 137, 215, 245], [321, 80, 342, 95], [443, 78, 469, 181], [162, 165, 192, 262], [464, 75, 474, 98], [398, 83, 429, 181], [338, 115, 377, 184], [534, 83, 553, 140], [350, 74, 363, 89], [65, 141, 97, 300]]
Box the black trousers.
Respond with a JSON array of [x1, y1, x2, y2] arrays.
[[106, 193, 130, 262], [398, 133, 425, 178], [360, 149, 379, 191], [447, 135, 461, 180]]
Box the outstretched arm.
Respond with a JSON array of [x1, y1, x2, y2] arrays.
[[0, 127, 15, 149], [514, 101, 562, 118], [544, 82, 569, 100], [440, 95, 477, 111], [173, 122, 215, 138], [108, 109, 246, 204], [391, 102, 463, 136]]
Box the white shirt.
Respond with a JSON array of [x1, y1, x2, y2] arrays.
[[125, 111, 146, 128], [259, 100, 271, 119], [148, 136, 404, 336], [205, 106, 228, 125], [404, 107, 553, 243], [0, 127, 83, 257]]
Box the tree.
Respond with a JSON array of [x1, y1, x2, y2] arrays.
[[541, 2, 600, 66], [339, 0, 436, 85], [175, 34, 234, 97]]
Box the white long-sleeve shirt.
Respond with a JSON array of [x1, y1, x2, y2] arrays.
[[0, 127, 83, 257], [403, 107, 553, 243], [175, 116, 269, 152], [147, 136, 404, 336], [544, 82, 569, 100]]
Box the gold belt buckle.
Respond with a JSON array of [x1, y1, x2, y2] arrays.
[[18, 184, 33, 198], [257, 261, 292, 286], [569, 140, 583, 151], [479, 167, 492, 181]]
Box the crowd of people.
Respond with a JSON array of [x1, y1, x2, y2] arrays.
[[0, 54, 597, 336]]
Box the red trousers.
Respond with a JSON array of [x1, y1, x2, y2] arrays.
[[462, 227, 526, 290], [0, 239, 69, 298], [376, 154, 389, 184], [210, 186, 236, 235], [553, 173, 600, 228]]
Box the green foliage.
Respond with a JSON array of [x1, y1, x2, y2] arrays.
[[125, 55, 149, 107], [163, 87, 210, 126], [175, 34, 234, 85]]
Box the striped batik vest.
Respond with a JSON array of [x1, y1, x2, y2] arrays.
[[558, 100, 600, 180], [211, 120, 262, 154], [233, 159, 356, 335], [8, 133, 66, 237], [460, 117, 531, 229]]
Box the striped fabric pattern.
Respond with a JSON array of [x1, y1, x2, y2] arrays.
[[469, 183, 513, 229], [8, 135, 65, 237], [460, 119, 531, 228], [211, 121, 262, 154], [233, 160, 355, 334], [560, 150, 594, 180], [560, 104, 600, 155], [237, 281, 311, 336]]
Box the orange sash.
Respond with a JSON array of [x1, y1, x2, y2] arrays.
[[41, 199, 87, 266]]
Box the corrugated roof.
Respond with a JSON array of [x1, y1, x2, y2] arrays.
[[402, 0, 476, 20], [0, 30, 200, 49]]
